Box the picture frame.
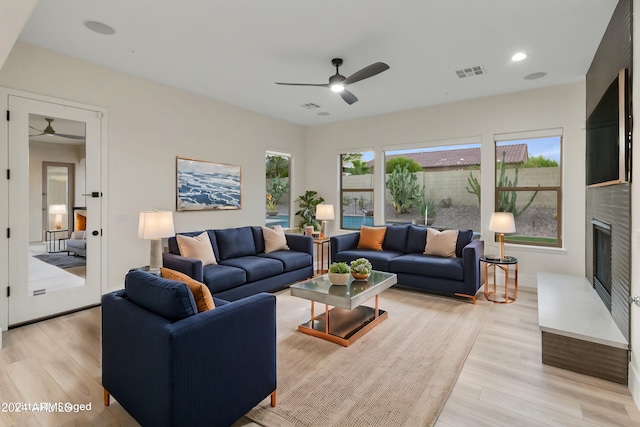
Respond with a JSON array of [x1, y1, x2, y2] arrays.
[[176, 157, 241, 211]]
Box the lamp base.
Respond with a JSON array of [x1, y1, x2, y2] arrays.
[[320, 220, 328, 239], [150, 239, 163, 271], [499, 233, 505, 259]]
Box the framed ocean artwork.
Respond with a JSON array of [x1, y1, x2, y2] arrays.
[[176, 157, 241, 211]]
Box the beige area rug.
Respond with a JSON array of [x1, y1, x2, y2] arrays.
[[247, 288, 492, 427]]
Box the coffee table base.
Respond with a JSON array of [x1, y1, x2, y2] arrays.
[[298, 306, 388, 347]]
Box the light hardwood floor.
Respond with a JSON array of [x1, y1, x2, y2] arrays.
[[1, 287, 639, 426]]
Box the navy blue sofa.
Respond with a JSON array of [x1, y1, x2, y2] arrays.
[[102, 270, 277, 427], [163, 226, 313, 301], [331, 225, 484, 303]]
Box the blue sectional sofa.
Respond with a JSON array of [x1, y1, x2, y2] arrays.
[[331, 225, 484, 303], [163, 226, 313, 300], [102, 270, 276, 427]]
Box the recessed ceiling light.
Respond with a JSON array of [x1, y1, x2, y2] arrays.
[[511, 52, 527, 62], [524, 72, 547, 80], [84, 20, 115, 35]]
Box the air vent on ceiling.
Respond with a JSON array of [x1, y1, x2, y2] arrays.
[[301, 103, 320, 109], [455, 65, 486, 78]]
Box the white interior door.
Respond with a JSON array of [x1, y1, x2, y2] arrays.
[[7, 95, 102, 325]]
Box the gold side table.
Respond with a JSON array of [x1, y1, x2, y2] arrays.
[[313, 238, 331, 275], [481, 255, 518, 304]]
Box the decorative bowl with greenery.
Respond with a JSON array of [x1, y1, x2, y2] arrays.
[[328, 262, 350, 285], [350, 258, 372, 280]]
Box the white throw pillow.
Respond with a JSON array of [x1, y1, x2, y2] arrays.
[[176, 231, 217, 265], [262, 225, 290, 253], [424, 228, 459, 258]]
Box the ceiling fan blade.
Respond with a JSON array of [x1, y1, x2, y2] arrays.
[[343, 62, 389, 86], [29, 125, 44, 132], [54, 133, 85, 140], [275, 82, 329, 87], [29, 132, 46, 137], [340, 89, 358, 105]]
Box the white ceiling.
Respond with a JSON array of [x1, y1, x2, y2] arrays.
[[17, 0, 618, 127]]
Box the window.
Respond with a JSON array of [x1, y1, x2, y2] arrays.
[[495, 135, 562, 247], [265, 152, 290, 228], [340, 152, 374, 229], [383, 143, 481, 231]]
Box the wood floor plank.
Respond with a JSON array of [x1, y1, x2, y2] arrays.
[[4, 357, 78, 426]]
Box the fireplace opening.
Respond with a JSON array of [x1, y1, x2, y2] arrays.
[[592, 219, 612, 311]]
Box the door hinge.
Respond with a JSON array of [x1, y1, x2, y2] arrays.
[[6, 169, 9, 180], [6, 110, 9, 121], [6, 228, 9, 238], [6, 286, 10, 298]]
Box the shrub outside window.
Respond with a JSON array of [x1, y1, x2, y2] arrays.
[[495, 135, 562, 247], [383, 144, 481, 232]]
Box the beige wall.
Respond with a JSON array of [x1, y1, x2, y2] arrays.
[[305, 82, 586, 286], [0, 0, 37, 70], [0, 42, 306, 291]]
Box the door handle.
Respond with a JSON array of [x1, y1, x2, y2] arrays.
[[92, 230, 99, 236], [82, 192, 102, 198]]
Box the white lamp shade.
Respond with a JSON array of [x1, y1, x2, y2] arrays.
[[49, 204, 67, 215], [138, 211, 175, 239], [315, 204, 335, 221], [489, 212, 516, 233]]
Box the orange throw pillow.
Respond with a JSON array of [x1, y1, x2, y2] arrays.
[[357, 226, 387, 250], [160, 268, 215, 312]]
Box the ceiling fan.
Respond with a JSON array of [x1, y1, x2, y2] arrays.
[[29, 118, 85, 140], [276, 58, 390, 105]]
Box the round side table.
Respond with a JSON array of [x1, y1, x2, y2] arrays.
[[480, 255, 518, 304]]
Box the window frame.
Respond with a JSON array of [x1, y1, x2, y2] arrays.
[[494, 132, 563, 248], [265, 151, 291, 228], [340, 152, 374, 230]]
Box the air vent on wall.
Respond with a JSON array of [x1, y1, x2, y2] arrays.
[[455, 65, 486, 78], [301, 103, 320, 109]]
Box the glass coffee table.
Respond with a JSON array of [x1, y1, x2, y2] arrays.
[[289, 270, 397, 347]]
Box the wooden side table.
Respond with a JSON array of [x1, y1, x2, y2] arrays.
[[481, 255, 518, 304], [313, 238, 331, 275]]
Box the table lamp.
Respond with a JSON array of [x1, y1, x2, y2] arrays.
[[315, 204, 334, 239], [138, 211, 175, 271], [49, 204, 67, 230], [489, 212, 516, 259]]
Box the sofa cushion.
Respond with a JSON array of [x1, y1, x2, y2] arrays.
[[215, 227, 257, 260], [424, 228, 459, 258], [456, 229, 474, 258], [160, 268, 215, 312], [220, 256, 284, 282], [333, 249, 403, 272], [176, 231, 217, 266], [390, 254, 464, 281], [357, 226, 387, 250], [202, 264, 247, 293], [124, 270, 197, 321], [405, 225, 426, 253], [259, 251, 312, 272], [382, 225, 409, 253], [262, 225, 290, 253]]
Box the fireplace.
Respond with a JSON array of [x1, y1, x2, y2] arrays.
[[592, 219, 612, 311]]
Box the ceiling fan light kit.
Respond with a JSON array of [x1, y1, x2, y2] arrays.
[[276, 58, 389, 105]]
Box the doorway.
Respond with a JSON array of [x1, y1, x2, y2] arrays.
[[5, 93, 105, 327]]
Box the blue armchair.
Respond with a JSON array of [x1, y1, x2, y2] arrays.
[[102, 270, 276, 427]]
